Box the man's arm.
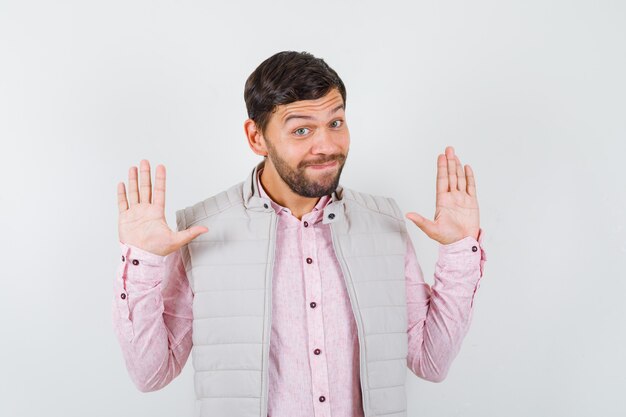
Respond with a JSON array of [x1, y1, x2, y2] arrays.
[[112, 241, 193, 392], [405, 228, 487, 382]]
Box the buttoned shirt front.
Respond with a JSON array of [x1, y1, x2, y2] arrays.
[[256, 167, 364, 417]]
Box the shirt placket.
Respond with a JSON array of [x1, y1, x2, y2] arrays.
[[301, 214, 332, 417]]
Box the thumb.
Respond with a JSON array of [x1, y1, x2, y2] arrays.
[[405, 212, 437, 236], [174, 226, 209, 247]]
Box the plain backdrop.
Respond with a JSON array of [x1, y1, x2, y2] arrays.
[[1, 1, 625, 416]]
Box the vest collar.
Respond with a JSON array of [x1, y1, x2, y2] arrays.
[[242, 159, 345, 224]]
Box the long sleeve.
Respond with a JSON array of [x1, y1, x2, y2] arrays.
[[406, 228, 487, 382], [111, 241, 194, 392]]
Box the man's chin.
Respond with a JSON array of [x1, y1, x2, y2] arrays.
[[312, 180, 341, 196], [305, 173, 340, 187]]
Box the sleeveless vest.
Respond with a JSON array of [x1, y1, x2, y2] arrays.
[[175, 160, 410, 417]]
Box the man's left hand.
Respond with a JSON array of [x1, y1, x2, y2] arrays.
[[405, 146, 481, 245]]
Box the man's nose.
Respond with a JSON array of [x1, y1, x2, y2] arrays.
[[311, 129, 340, 154]]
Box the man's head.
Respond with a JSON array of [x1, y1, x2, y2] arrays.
[[244, 51, 349, 198]]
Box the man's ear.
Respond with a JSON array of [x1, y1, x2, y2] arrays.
[[244, 118, 268, 157]]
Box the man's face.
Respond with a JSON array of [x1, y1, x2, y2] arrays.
[[261, 87, 350, 198]]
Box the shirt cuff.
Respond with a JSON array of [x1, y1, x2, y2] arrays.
[[119, 241, 167, 266], [438, 228, 484, 254], [437, 228, 487, 277]]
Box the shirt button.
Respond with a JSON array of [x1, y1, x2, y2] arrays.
[[121, 255, 125, 262], [314, 348, 321, 355], [319, 396, 326, 402], [306, 257, 313, 264], [310, 302, 317, 308], [264, 203, 269, 209], [132, 259, 139, 265], [328, 213, 335, 219], [472, 245, 478, 252], [120, 293, 126, 300], [304, 221, 309, 227]]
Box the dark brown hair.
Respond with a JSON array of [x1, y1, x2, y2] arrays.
[[244, 51, 347, 137]]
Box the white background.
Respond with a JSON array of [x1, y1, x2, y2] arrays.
[[1, 1, 625, 416]]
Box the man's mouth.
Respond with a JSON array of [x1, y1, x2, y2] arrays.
[[307, 160, 338, 170]]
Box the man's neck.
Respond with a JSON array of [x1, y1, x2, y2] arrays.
[[259, 166, 320, 220]]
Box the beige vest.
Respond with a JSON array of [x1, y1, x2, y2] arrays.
[[176, 160, 410, 417]]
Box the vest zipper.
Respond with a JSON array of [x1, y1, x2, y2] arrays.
[[329, 222, 369, 416], [262, 211, 279, 417]]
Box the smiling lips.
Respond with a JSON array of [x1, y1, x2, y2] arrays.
[[307, 160, 338, 170]]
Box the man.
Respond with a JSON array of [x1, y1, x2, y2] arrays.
[[113, 50, 487, 417]]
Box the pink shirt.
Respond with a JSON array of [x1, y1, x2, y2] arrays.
[[112, 169, 487, 417]]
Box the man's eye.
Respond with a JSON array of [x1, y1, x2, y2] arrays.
[[294, 127, 310, 136], [331, 120, 343, 128]]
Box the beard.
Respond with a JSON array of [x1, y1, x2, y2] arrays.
[[265, 138, 348, 198]]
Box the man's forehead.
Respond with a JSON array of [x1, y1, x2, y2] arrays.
[[278, 92, 344, 122]]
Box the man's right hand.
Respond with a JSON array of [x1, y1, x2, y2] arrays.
[[117, 159, 208, 257]]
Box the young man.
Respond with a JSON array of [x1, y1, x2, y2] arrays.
[[113, 50, 487, 417]]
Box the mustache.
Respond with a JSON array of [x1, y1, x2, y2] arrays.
[[302, 155, 345, 167]]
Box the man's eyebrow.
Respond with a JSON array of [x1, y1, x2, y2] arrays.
[[283, 103, 344, 124]]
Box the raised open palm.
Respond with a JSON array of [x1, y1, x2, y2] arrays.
[[405, 146, 480, 245], [117, 160, 208, 256]]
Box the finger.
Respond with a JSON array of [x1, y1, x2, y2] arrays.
[[117, 182, 129, 213], [174, 226, 209, 248], [436, 154, 448, 195], [465, 164, 477, 197], [455, 154, 467, 192], [446, 146, 457, 191], [128, 166, 139, 206], [153, 164, 166, 209], [405, 212, 437, 238], [139, 159, 152, 204]]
